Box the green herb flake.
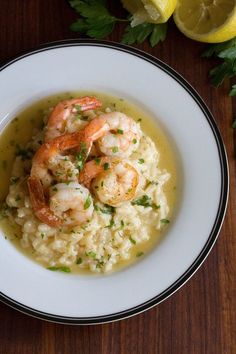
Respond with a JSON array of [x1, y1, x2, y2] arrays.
[[138, 158, 145, 164], [84, 196, 92, 210], [94, 157, 101, 165], [132, 139, 137, 144], [75, 104, 82, 112], [232, 119, 236, 129], [86, 251, 96, 259], [112, 146, 119, 153], [52, 187, 58, 192], [117, 129, 124, 134], [161, 219, 170, 224], [47, 266, 71, 273], [136, 251, 144, 257], [103, 162, 110, 170], [129, 236, 136, 245], [105, 218, 115, 229], [120, 220, 124, 228], [10, 176, 20, 185], [41, 233, 45, 239], [76, 257, 83, 265], [137, 118, 142, 123], [15, 195, 21, 202]]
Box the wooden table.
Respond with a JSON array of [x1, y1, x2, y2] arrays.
[[0, 1, 235, 353]]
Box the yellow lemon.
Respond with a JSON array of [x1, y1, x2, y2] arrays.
[[174, 0, 236, 43], [122, 0, 177, 26]]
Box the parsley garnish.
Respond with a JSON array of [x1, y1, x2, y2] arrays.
[[95, 204, 115, 215], [138, 158, 145, 164], [132, 139, 137, 144], [69, 1, 168, 47], [76, 257, 83, 264], [122, 23, 168, 47], [131, 195, 159, 210], [94, 157, 101, 165], [112, 146, 119, 153], [161, 219, 170, 224], [103, 162, 109, 170], [202, 37, 236, 94], [47, 266, 71, 273], [105, 218, 115, 228], [86, 251, 96, 259], [136, 251, 144, 257], [15, 146, 34, 160], [117, 129, 123, 134], [129, 236, 136, 244], [84, 196, 91, 209]]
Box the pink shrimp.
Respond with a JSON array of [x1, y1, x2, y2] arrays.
[[79, 157, 139, 207], [45, 96, 102, 141]]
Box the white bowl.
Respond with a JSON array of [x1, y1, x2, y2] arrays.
[[0, 40, 229, 324]]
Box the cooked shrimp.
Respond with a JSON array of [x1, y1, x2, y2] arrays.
[[30, 130, 91, 189], [49, 182, 93, 226], [79, 157, 139, 207], [87, 112, 142, 157], [28, 178, 93, 227], [45, 96, 102, 141]]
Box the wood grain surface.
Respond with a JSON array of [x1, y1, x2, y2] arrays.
[[0, 1, 235, 353]]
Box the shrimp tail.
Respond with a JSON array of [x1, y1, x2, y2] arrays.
[[28, 177, 62, 227]]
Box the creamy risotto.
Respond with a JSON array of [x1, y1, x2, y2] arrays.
[[0, 93, 177, 273]]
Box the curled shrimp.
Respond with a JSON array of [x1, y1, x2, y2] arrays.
[[28, 130, 92, 227], [87, 112, 142, 158], [79, 157, 139, 207], [45, 96, 102, 141]]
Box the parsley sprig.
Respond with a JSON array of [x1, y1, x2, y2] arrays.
[[202, 37, 236, 95], [69, 0, 167, 47]]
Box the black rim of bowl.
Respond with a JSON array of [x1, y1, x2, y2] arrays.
[[0, 39, 229, 325]]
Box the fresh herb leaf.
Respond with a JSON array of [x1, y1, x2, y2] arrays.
[[94, 157, 101, 165], [103, 162, 109, 170], [150, 23, 167, 47], [132, 138, 137, 144], [86, 251, 96, 258], [202, 37, 236, 91], [112, 146, 119, 153], [117, 129, 123, 134], [95, 204, 115, 215], [138, 158, 145, 164], [84, 195, 91, 209], [76, 257, 83, 264], [122, 23, 167, 47], [229, 84, 236, 96], [161, 218, 170, 224], [136, 251, 144, 257], [129, 236, 136, 244], [232, 119, 236, 128], [69, 0, 118, 39], [105, 218, 115, 228], [47, 266, 71, 273], [132, 195, 159, 210]]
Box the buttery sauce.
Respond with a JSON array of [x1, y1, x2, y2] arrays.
[[0, 92, 178, 273]]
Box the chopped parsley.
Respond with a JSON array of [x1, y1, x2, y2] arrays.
[[129, 236, 136, 244], [131, 195, 158, 209], [103, 162, 110, 170], [120, 220, 125, 229], [117, 129, 123, 134], [161, 219, 170, 224], [10, 176, 20, 185], [47, 266, 71, 273], [105, 218, 115, 228], [112, 146, 119, 153], [15, 195, 21, 202], [95, 204, 115, 215], [76, 257, 83, 265], [94, 157, 101, 165], [84, 196, 92, 210], [137, 118, 142, 123], [138, 158, 145, 164], [15, 146, 34, 161], [41, 233, 45, 239], [52, 187, 58, 192], [132, 138, 137, 144], [86, 251, 96, 259], [136, 251, 144, 257]]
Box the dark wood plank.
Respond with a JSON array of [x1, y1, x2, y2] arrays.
[[0, 1, 235, 354]]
